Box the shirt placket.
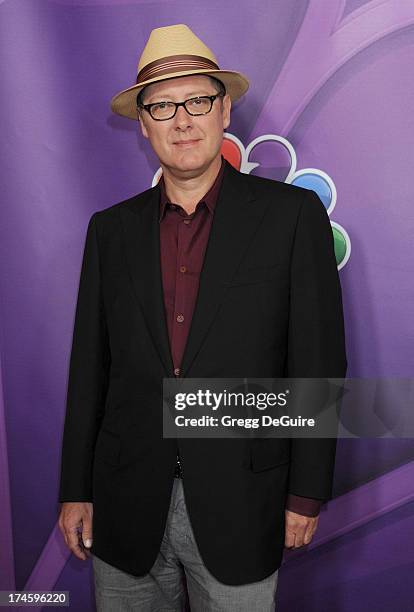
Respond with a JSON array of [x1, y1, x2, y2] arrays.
[[171, 206, 199, 377], [171, 204, 200, 478]]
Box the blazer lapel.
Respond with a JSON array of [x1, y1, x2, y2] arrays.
[[179, 162, 270, 377], [120, 186, 174, 377]]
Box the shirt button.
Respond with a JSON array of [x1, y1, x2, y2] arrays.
[[176, 314, 184, 323], [179, 265, 187, 273], [183, 219, 191, 224], [174, 368, 181, 376]]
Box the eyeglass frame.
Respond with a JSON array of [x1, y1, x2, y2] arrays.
[[137, 92, 225, 121]]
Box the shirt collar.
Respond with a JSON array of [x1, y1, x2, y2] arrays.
[[158, 155, 226, 222]]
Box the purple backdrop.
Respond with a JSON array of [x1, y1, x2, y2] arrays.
[[1, 0, 413, 610]]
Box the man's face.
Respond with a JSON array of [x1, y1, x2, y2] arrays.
[[137, 74, 231, 175]]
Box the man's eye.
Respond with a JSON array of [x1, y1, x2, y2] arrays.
[[190, 98, 204, 106], [153, 102, 172, 110]]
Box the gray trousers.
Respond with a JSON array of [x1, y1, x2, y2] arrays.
[[92, 477, 279, 611]]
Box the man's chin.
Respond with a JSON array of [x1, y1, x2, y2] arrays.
[[169, 153, 210, 173]]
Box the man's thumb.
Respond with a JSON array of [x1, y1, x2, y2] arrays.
[[82, 529, 93, 548]]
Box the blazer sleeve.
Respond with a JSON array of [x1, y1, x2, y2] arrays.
[[286, 189, 347, 502], [58, 212, 110, 502]]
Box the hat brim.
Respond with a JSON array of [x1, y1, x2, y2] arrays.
[[110, 69, 249, 120]]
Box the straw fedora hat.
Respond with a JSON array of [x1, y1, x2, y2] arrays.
[[110, 24, 249, 120]]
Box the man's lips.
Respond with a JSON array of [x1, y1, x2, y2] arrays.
[[173, 139, 201, 146]]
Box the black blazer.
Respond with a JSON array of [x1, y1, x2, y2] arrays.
[[59, 159, 347, 584]]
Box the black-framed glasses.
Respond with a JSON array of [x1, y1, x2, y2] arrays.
[[138, 93, 224, 121]]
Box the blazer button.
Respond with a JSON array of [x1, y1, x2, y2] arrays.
[[174, 368, 181, 376], [176, 314, 184, 323]]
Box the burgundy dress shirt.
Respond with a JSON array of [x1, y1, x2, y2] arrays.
[[158, 155, 322, 518]]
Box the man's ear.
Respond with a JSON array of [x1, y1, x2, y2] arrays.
[[222, 94, 231, 130], [137, 109, 149, 139]]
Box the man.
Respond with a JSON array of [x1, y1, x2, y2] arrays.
[[58, 24, 347, 611]]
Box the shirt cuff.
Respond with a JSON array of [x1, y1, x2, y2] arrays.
[[285, 494, 323, 517]]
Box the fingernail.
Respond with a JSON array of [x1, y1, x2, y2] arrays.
[[84, 539, 92, 548]]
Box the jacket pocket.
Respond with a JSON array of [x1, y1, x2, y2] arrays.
[[94, 428, 121, 467], [250, 438, 290, 472]]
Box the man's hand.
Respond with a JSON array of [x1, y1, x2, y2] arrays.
[[284, 509, 319, 549], [58, 502, 93, 560]]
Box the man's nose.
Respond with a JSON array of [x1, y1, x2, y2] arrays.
[[173, 104, 193, 129]]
